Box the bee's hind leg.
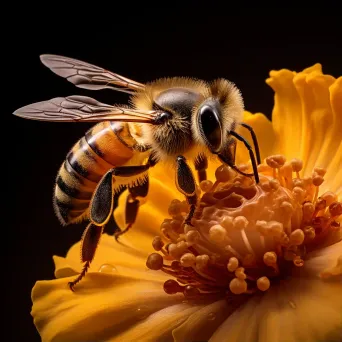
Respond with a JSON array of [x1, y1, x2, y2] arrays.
[[69, 159, 155, 291], [114, 176, 149, 241], [176, 156, 198, 226]]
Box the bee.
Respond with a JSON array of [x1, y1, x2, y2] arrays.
[[14, 55, 261, 290]]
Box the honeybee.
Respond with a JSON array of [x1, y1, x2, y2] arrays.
[[14, 55, 261, 290]]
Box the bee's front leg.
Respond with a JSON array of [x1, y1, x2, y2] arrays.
[[175, 156, 197, 226], [194, 153, 208, 182]]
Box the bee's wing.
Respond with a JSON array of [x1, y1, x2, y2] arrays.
[[13, 95, 158, 123], [40, 54, 145, 94]]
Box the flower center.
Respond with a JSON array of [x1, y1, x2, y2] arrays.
[[146, 155, 341, 300]]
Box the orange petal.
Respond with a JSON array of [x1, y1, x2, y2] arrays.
[[108, 303, 202, 342], [209, 241, 342, 342], [210, 278, 342, 342], [54, 234, 168, 283], [172, 299, 234, 342], [113, 170, 182, 254], [31, 274, 184, 342], [321, 77, 342, 195], [266, 68, 303, 159]]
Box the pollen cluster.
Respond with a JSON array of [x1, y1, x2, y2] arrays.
[[146, 155, 341, 300]]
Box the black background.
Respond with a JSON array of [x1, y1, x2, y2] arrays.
[[8, 11, 342, 342]]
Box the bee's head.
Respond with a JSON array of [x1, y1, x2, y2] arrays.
[[193, 79, 244, 155]]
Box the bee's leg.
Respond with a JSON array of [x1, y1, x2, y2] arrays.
[[68, 223, 103, 291], [114, 177, 149, 241], [194, 153, 208, 182], [240, 123, 261, 164], [176, 156, 197, 226], [69, 156, 157, 291]]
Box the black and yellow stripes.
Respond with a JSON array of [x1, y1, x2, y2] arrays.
[[53, 122, 135, 225]]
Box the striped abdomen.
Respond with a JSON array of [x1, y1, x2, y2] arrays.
[[54, 121, 135, 225]]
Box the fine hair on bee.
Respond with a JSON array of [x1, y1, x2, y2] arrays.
[[13, 55, 261, 290]]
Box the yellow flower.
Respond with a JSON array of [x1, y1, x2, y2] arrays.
[[31, 64, 342, 342]]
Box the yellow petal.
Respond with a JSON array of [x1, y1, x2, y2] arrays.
[[322, 77, 342, 195], [210, 278, 342, 342], [209, 296, 262, 341], [303, 240, 342, 279], [293, 71, 336, 177], [113, 171, 182, 253], [172, 299, 234, 342], [31, 273, 184, 342], [54, 233, 168, 283], [108, 303, 202, 342], [266, 68, 302, 159], [210, 241, 342, 342]]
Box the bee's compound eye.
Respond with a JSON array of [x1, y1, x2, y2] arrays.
[[198, 105, 222, 151]]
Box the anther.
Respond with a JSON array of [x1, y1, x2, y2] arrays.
[[289, 229, 305, 245], [229, 278, 247, 294], [280, 201, 294, 215], [263, 251, 277, 266], [233, 216, 249, 230], [292, 186, 305, 203], [291, 158, 303, 173], [180, 253, 196, 267], [171, 261, 181, 270], [293, 256, 304, 267], [168, 199, 182, 216], [314, 198, 327, 213], [302, 202, 315, 221], [146, 253, 164, 270], [196, 254, 210, 269], [186, 230, 200, 244], [168, 241, 188, 259], [235, 267, 246, 280], [312, 175, 324, 187], [215, 165, 234, 183], [200, 180, 214, 193], [257, 276, 270, 291], [266, 155, 286, 169], [267, 221, 284, 238], [184, 285, 200, 298], [313, 167, 327, 177], [209, 224, 227, 243], [269, 179, 280, 190], [329, 202, 342, 217], [303, 226, 316, 240], [220, 215, 234, 230], [227, 257, 239, 272], [321, 192, 338, 206], [164, 279, 182, 294], [152, 236, 165, 251]]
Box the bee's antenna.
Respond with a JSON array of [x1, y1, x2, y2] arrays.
[[228, 131, 259, 184], [239, 123, 261, 164]]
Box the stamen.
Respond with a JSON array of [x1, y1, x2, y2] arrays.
[[152, 236, 165, 251], [257, 276, 271, 291], [227, 257, 239, 272], [229, 277, 248, 294], [146, 253, 164, 270], [146, 155, 341, 301]]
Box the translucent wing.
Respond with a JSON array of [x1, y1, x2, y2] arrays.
[[40, 54, 145, 94], [13, 95, 158, 123]]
